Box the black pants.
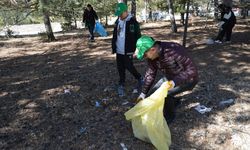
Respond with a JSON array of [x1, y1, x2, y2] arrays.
[[87, 23, 95, 40], [147, 77, 198, 118], [180, 13, 185, 25], [116, 54, 141, 85], [215, 24, 235, 41]]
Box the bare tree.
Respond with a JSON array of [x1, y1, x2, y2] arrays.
[[118, 0, 127, 5], [182, 0, 190, 47], [40, 0, 55, 41], [214, 0, 219, 20], [131, 0, 136, 17], [167, 0, 177, 32]]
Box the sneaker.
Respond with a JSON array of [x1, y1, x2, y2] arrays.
[[225, 41, 231, 44], [133, 77, 144, 94], [214, 40, 222, 44], [117, 85, 125, 97]]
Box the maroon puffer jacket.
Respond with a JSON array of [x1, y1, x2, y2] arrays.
[[142, 41, 199, 94]]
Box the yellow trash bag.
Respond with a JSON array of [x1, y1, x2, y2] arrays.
[[125, 81, 171, 150]]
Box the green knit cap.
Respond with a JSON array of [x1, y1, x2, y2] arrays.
[[136, 36, 155, 60], [115, 3, 128, 16]]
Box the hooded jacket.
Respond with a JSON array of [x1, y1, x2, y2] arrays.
[[112, 15, 141, 55]]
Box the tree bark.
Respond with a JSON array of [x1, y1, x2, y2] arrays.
[[120, 0, 127, 5], [131, 0, 136, 18], [41, 0, 55, 41], [214, 0, 219, 20], [205, 1, 210, 28], [105, 15, 108, 26], [182, 0, 190, 47], [144, 0, 148, 22], [167, 0, 177, 32]]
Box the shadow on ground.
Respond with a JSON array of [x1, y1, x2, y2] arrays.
[[0, 18, 249, 149]]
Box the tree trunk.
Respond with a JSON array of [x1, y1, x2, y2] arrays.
[[41, 0, 55, 41], [131, 0, 136, 18], [149, 7, 152, 21], [105, 15, 108, 26], [42, 10, 55, 41], [144, 0, 148, 22], [120, 0, 127, 5], [205, 1, 210, 28], [73, 8, 77, 29], [214, 0, 219, 20], [242, 7, 246, 19], [182, 0, 190, 47], [167, 0, 177, 32]]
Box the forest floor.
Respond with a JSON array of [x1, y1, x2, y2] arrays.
[[0, 18, 250, 150]]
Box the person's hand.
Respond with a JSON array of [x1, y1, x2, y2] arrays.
[[133, 49, 139, 59], [133, 53, 137, 59], [167, 80, 175, 90], [217, 21, 224, 28], [135, 93, 146, 103]]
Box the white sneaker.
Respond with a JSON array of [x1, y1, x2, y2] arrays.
[[215, 40, 222, 44]]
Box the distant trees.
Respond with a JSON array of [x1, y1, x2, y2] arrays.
[[1, 0, 248, 42], [0, 0, 117, 41]]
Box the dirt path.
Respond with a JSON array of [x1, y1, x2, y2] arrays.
[[0, 19, 250, 150]]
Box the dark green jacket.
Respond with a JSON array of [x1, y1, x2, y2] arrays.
[[112, 17, 141, 55]]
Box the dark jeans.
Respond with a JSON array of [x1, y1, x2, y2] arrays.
[[215, 24, 235, 41], [147, 77, 198, 119], [116, 54, 141, 86], [87, 23, 95, 40]]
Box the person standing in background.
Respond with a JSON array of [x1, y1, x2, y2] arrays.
[[83, 4, 98, 42], [112, 3, 143, 97], [215, 4, 236, 44]]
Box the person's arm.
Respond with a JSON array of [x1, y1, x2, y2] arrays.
[[83, 10, 86, 22], [141, 61, 158, 95], [134, 20, 141, 40], [220, 11, 232, 28], [93, 10, 98, 20], [111, 19, 118, 54]]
